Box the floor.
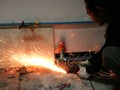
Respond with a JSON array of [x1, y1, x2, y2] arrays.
[[0, 66, 120, 90]]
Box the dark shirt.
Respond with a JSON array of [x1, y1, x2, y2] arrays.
[[89, 22, 120, 67], [86, 22, 120, 74]]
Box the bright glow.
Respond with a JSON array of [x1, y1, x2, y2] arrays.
[[0, 34, 66, 74], [11, 53, 66, 73]]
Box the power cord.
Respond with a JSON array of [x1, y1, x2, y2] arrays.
[[89, 76, 95, 90], [76, 74, 95, 90]]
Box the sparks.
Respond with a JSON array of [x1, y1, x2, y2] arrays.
[[11, 53, 66, 73]]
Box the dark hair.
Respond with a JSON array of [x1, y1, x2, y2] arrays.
[[85, 0, 111, 15], [85, 0, 111, 9], [84, 0, 120, 22]]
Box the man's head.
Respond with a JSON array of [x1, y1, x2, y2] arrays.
[[84, 0, 112, 25]]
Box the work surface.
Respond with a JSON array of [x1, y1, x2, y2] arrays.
[[0, 66, 120, 90], [0, 66, 92, 90]]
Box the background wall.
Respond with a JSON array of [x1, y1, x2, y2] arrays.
[[0, 0, 105, 53], [54, 24, 106, 53], [0, 0, 91, 24]]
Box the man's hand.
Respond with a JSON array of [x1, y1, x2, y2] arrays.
[[67, 63, 80, 74]]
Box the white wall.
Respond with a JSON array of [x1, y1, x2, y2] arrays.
[[54, 25, 106, 53], [0, 0, 90, 24]]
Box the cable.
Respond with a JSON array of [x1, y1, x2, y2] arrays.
[[88, 76, 95, 90], [76, 73, 95, 90]]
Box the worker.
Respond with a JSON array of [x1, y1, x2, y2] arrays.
[[77, 0, 120, 79]]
